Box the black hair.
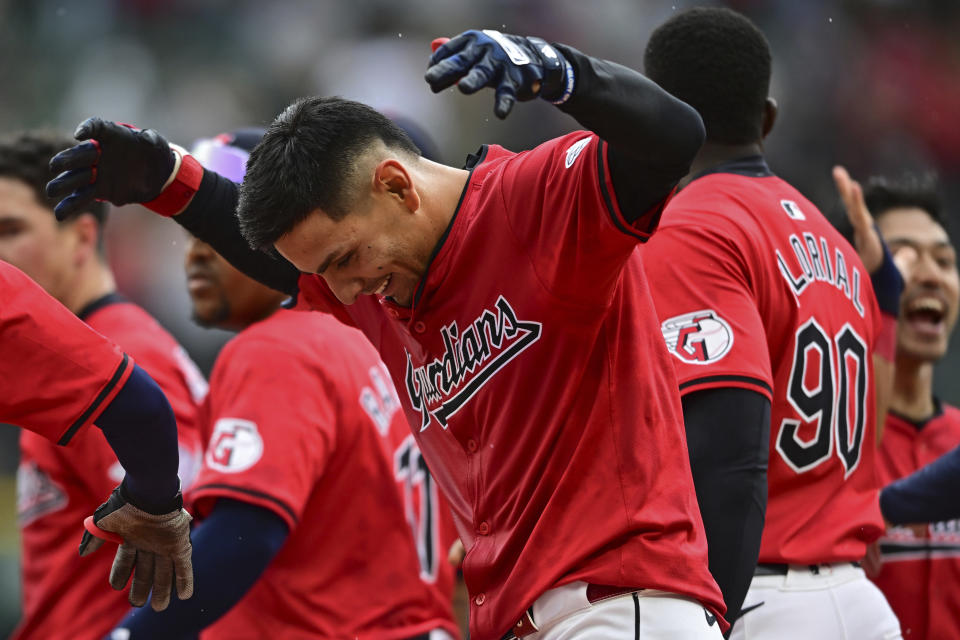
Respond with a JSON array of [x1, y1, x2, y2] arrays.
[[863, 172, 945, 227], [238, 96, 421, 250], [644, 7, 772, 145], [0, 130, 108, 229]]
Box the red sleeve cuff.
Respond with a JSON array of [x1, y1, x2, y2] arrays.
[[144, 153, 204, 217]]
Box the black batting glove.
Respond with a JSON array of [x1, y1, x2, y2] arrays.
[[425, 29, 576, 119], [46, 118, 176, 220], [80, 480, 194, 612]]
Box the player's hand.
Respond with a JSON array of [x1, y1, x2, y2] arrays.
[[79, 481, 194, 611], [425, 30, 575, 119], [833, 166, 883, 273]]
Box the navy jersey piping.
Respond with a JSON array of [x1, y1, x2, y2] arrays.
[[58, 353, 131, 445], [597, 139, 647, 242], [679, 374, 773, 396], [690, 154, 775, 182], [889, 396, 945, 431], [77, 292, 127, 321], [411, 145, 489, 308], [191, 483, 299, 525]]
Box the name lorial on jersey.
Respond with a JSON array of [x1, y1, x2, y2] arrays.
[[405, 295, 542, 431], [776, 232, 865, 317]]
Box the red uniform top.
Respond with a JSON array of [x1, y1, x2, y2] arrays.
[[295, 132, 726, 639], [14, 294, 205, 640], [0, 260, 132, 444], [642, 157, 885, 564], [187, 308, 458, 640], [871, 402, 960, 640]]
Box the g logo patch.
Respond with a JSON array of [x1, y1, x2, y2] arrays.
[[205, 418, 263, 473], [661, 309, 734, 364]]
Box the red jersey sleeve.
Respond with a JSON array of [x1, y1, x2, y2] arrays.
[[188, 337, 335, 530], [0, 262, 133, 445], [496, 132, 673, 305], [642, 215, 774, 400]]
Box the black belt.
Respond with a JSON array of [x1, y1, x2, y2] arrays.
[[754, 562, 861, 576]]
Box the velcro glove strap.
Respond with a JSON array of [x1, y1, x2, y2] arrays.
[[143, 148, 203, 217]]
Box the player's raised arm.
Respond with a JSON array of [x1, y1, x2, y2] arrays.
[[881, 443, 960, 524], [425, 29, 705, 220], [45, 118, 301, 295]]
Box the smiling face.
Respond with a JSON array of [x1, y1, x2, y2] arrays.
[[877, 206, 960, 363], [273, 157, 439, 308], [274, 197, 435, 308]]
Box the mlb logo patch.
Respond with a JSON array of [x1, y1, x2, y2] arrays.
[[661, 309, 734, 365]]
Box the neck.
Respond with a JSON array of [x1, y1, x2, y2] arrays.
[[418, 159, 471, 250], [891, 356, 937, 422], [62, 258, 117, 315], [682, 141, 764, 187]]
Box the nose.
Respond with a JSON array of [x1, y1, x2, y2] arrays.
[[911, 250, 945, 288], [324, 274, 364, 305], [185, 236, 215, 264]]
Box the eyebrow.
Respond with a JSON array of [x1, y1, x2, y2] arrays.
[[886, 237, 954, 250]]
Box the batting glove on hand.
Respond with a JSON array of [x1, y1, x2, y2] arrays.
[[46, 118, 202, 220], [79, 480, 194, 611], [425, 30, 575, 119]]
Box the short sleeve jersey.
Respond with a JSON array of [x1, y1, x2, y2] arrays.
[[14, 295, 205, 640], [0, 260, 132, 444], [871, 403, 960, 640], [642, 156, 885, 564], [188, 308, 458, 640], [295, 132, 726, 638]]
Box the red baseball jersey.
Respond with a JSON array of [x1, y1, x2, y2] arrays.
[[642, 157, 885, 564], [871, 402, 960, 640], [0, 260, 132, 444], [295, 131, 726, 638], [187, 308, 458, 640], [14, 294, 206, 640]]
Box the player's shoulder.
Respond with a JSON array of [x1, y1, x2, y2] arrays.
[[83, 297, 182, 359], [937, 402, 960, 429]]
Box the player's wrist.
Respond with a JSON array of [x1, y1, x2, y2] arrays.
[[120, 476, 184, 516], [870, 234, 904, 318], [143, 145, 203, 217]]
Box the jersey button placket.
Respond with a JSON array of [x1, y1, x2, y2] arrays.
[[477, 521, 490, 535], [466, 438, 478, 453], [413, 320, 426, 333]]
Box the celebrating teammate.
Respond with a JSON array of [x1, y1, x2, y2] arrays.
[[859, 174, 960, 640], [48, 29, 727, 638], [0, 131, 204, 639], [1, 259, 193, 616], [640, 8, 902, 637], [109, 130, 458, 639]]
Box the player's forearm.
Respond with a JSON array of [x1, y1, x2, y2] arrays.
[[96, 364, 180, 511], [553, 44, 705, 218], [682, 388, 771, 626], [176, 169, 301, 296], [110, 499, 289, 638], [881, 443, 960, 524]]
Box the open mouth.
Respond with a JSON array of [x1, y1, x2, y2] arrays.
[[374, 273, 392, 296], [904, 296, 947, 337]]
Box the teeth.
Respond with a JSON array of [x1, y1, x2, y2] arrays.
[[908, 297, 945, 314], [375, 274, 391, 296]]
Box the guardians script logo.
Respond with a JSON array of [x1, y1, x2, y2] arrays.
[[405, 295, 542, 431]]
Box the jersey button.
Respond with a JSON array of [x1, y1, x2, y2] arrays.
[[466, 439, 478, 453], [413, 320, 426, 333], [475, 593, 486, 606], [478, 521, 490, 535]]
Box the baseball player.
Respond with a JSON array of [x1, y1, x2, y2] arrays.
[[109, 130, 459, 639], [47, 29, 727, 639], [640, 8, 903, 638], [0, 131, 205, 640], [0, 259, 193, 615], [860, 174, 960, 639]]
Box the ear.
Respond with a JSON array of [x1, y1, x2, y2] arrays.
[[67, 213, 101, 267], [761, 97, 778, 140], [372, 159, 420, 213]]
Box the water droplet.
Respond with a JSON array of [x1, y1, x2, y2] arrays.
[[398, 32, 403, 38]]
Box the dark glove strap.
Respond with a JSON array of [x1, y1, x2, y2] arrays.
[[117, 479, 184, 516]]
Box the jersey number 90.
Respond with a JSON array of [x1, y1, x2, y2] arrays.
[[776, 318, 868, 478]]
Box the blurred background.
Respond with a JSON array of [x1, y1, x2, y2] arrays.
[[1, 0, 959, 634]]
